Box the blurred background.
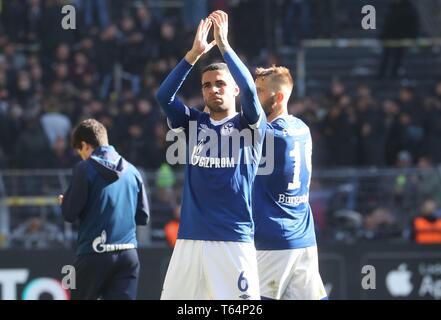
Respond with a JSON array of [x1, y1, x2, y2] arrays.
[[0, 0, 441, 300]]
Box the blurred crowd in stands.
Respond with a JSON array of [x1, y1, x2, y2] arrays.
[[1, 0, 441, 247], [1, 0, 440, 172], [291, 82, 441, 168]]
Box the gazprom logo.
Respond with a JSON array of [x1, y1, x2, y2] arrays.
[[92, 230, 107, 253], [91, 230, 135, 253]]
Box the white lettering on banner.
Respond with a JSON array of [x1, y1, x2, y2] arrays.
[[419, 263, 441, 276], [361, 265, 376, 290], [0, 269, 69, 300], [0, 269, 28, 300], [419, 275, 441, 300]]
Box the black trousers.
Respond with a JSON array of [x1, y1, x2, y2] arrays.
[[71, 249, 140, 300]]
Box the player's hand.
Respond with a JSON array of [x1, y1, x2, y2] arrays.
[[209, 10, 230, 53], [185, 18, 216, 65], [58, 194, 64, 205]]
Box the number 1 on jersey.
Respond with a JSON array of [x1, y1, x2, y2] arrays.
[[288, 142, 301, 190]]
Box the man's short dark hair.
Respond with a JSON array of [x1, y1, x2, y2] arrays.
[[202, 62, 230, 75], [71, 119, 108, 149]]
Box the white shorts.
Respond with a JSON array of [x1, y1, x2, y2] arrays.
[[161, 239, 260, 300], [257, 246, 327, 300]]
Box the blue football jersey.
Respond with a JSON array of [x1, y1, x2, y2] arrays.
[[156, 52, 266, 243], [171, 108, 265, 242], [253, 115, 317, 250]]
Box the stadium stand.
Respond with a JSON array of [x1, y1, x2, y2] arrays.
[[1, 0, 441, 248]]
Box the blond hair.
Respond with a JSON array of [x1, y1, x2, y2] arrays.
[[255, 65, 294, 94]]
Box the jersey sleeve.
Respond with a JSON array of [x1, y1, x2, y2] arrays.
[[156, 58, 195, 130], [134, 170, 150, 226], [223, 49, 266, 130], [61, 161, 89, 223]]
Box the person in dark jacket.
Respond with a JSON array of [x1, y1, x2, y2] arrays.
[[60, 118, 149, 300], [378, 0, 419, 78]]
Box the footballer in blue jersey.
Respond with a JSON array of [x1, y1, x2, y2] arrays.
[[253, 66, 327, 300], [157, 11, 265, 300]]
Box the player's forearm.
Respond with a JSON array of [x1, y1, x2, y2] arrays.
[[184, 50, 202, 65], [223, 49, 257, 99], [217, 41, 231, 56], [156, 59, 193, 118], [222, 49, 262, 124]]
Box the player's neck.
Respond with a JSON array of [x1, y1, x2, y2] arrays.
[[268, 108, 288, 123], [209, 109, 236, 121]]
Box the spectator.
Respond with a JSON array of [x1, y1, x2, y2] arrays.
[[392, 150, 419, 215], [120, 15, 146, 95], [14, 70, 36, 109], [356, 89, 385, 167], [416, 157, 441, 208], [383, 99, 401, 165], [71, 51, 96, 88], [3, 42, 27, 71], [157, 20, 186, 63], [145, 122, 168, 170], [378, 0, 419, 78], [136, 4, 160, 45], [51, 136, 76, 169], [40, 111, 72, 147], [182, 0, 208, 32], [150, 164, 177, 242], [26, 0, 43, 44], [0, 144, 6, 168], [2, 0, 27, 42], [14, 116, 53, 169], [122, 122, 149, 168], [95, 24, 120, 99], [10, 217, 64, 249], [424, 82, 441, 163], [281, 0, 312, 46], [322, 94, 358, 167], [40, 0, 76, 63], [77, 0, 110, 30], [363, 207, 402, 241], [411, 199, 441, 244], [164, 205, 181, 248]]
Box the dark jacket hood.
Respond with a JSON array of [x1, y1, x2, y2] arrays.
[[89, 146, 127, 182]]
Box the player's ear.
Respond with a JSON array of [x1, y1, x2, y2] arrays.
[[233, 85, 240, 97], [276, 91, 284, 103]]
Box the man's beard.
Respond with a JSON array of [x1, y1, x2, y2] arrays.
[[205, 98, 229, 113], [262, 95, 277, 116]]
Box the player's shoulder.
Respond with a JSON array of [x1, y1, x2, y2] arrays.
[[271, 115, 310, 133], [190, 107, 210, 122], [124, 159, 143, 178], [76, 159, 94, 173]]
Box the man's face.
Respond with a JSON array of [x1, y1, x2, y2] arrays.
[[76, 142, 94, 160], [202, 70, 239, 113], [255, 77, 277, 116]]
